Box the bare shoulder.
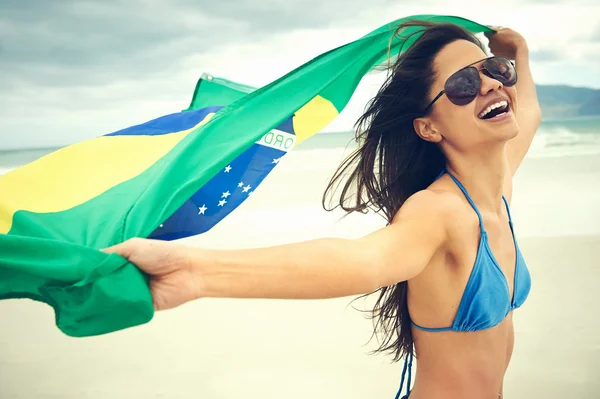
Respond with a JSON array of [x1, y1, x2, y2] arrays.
[[392, 188, 468, 227], [363, 189, 465, 285], [362, 189, 469, 285]]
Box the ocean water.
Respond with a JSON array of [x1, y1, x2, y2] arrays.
[[294, 116, 600, 155], [2, 117, 600, 168]]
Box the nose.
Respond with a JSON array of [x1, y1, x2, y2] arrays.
[[479, 70, 503, 96]]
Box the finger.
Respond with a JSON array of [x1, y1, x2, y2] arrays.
[[485, 25, 504, 35], [100, 238, 141, 259]]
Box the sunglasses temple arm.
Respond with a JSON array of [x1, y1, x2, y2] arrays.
[[424, 90, 446, 111]]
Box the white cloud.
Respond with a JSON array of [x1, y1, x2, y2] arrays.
[[0, 0, 598, 150]]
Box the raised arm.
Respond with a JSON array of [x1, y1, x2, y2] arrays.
[[487, 28, 542, 175], [103, 190, 448, 310]]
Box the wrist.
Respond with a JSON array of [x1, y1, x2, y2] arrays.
[[514, 41, 529, 58], [186, 246, 216, 300]]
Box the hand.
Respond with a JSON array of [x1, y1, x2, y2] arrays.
[[485, 27, 528, 60], [102, 238, 201, 311]]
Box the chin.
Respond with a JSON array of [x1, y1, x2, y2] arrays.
[[480, 109, 520, 141]]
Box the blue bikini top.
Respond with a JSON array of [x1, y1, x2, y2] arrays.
[[394, 170, 532, 399], [411, 171, 532, 333]]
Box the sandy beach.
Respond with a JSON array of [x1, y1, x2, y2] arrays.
[[1, 150, 599, 398], [0, 236, 598, 398]]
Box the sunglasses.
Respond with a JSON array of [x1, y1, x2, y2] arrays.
[[424, 56, 517, 110]]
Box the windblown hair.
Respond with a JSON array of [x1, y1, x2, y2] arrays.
[[322, 21, 485, 362]]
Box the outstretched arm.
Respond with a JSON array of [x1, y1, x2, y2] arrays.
[[103, 190, 448, 310], [198, 191, 448, 300]]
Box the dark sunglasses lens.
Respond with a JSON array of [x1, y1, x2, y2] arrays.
[[445, 67, 480, 105], [484, 57, 517, 86]]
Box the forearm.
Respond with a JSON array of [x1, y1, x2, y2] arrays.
[[514, 45, 540, 112], [507, 43, 542, 173], [192, 238, 381, 300]]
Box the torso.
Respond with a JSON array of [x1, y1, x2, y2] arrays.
[[402, 172, 527, 399]]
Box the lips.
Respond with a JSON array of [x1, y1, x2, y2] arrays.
[[478, 97, 511, 120]]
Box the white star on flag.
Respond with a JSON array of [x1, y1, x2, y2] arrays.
[[221, 191, 231, 198], [159, 224, 164, 228], [224, 165, 232, 173], [272, 158, 281, 164], [238, 181, 244, 188], [198, 204, 208, 215], [218, 199, 227, 207], [242, 185, 252, 193]]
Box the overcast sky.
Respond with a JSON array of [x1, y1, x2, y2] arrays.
[[1, 0, 599, 150]]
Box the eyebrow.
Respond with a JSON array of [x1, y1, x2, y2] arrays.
[[455, 56, 492, 73]]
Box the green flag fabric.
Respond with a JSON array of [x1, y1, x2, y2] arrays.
[[0, 15, 493, 337]]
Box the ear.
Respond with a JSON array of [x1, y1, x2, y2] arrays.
[[413, 117, 442, 143]]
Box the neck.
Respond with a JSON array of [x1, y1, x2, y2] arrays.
[[444, 143, 508, 214]]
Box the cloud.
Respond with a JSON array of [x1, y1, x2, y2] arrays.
[[1, 0, 600, 150], [0, 0, 244, 89], [591, 25, 600, 41], [0, 0, 404, 89], [0, 0, 406, 149], [530, 49, 562, 62], [522, 0, 595, 3]]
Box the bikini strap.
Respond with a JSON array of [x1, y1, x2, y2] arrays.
[[445, 171, 485, 233], [394, 350, 413, 399], [501, 195, 513, 225], [434, 169, 446, 181]]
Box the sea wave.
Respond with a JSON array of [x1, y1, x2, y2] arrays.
[[294, 122, 600, 154], [0, 167, 14, 176], [533, 128, 600, 148], [527, 127, 600, 158]]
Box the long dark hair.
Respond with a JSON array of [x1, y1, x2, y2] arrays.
[[322, 21, 485, 362]]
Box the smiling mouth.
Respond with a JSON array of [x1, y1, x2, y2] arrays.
[[478, 100, 510, 120]]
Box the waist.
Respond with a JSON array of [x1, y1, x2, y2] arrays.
[[407, 326, 513, 398], [408, 367, 503, 399]]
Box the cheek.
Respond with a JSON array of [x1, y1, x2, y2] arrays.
[[435, 103, 480, 140], [506, 86, 518, 106], [441, 103, 476, 126]]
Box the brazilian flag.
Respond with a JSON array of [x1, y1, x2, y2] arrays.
[[0, 16, 493, 337]]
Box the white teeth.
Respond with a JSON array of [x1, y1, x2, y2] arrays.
[[479, 100, 508, 119]]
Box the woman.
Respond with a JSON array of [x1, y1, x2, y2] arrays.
[[103, 21, 541, 399]]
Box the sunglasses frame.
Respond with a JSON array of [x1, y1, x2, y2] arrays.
[[423, 56, 517, 112]]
